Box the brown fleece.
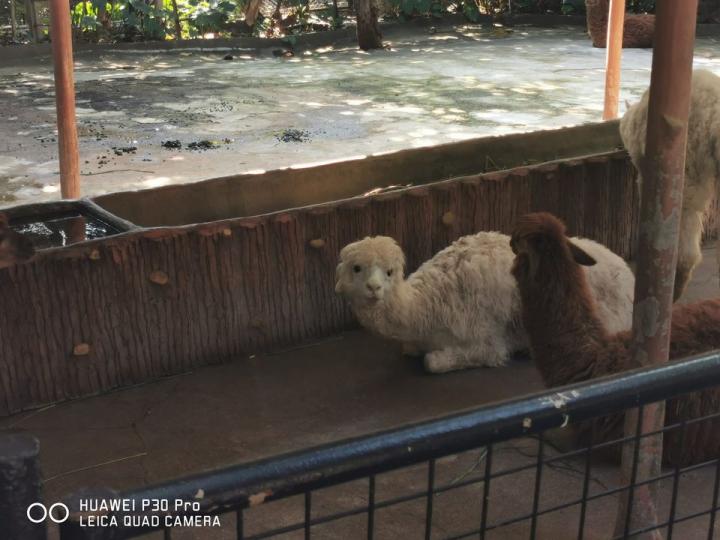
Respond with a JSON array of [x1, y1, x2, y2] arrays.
[[585, 0, 655, 49], [511, 212, 720, 467]]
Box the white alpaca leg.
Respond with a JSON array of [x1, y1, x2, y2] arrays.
[[674, 209, 704, 301], [423, 342, 510, 374], [423, 349, 461, 373]]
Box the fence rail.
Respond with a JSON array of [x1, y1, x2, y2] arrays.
[[49, 350, 720, 539]]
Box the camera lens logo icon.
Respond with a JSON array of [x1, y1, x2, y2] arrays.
[[27, 502, 70, 524]]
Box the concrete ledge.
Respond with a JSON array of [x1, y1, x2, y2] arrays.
[[3, 14, 715, 65], [0, 26, 358, 65]]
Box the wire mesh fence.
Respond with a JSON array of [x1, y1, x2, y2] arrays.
[[49, 350, 720, 539], [226, 421, 720, 539]]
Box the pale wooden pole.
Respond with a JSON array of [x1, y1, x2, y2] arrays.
[[49, 0, 81, 199], [603, 0, 626, 120], [612, 0, 699, 538]]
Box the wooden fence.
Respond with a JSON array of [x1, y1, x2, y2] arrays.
[[0, 151, 644, 415]]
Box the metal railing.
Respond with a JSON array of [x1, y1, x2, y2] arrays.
[[5, 351, 720, 539]]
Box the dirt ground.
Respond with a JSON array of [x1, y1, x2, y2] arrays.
[[1, 25, 719, 206], [3, 245, 719, 539]]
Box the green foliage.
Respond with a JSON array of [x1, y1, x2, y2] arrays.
[[476, 0, 505, 14], [185, 0, 238, 36], [462, 0, 481, 21], [628, 0, 655, 13], [511, 0, 562, 13], [384, 0, 453, 19], [560, 0, 584, 15], [382, 0, 569, 21], [118, 0, 170, 40], [52, 0, 665, 44], [71, 1, 100, 32], [69, 0, 173, 40], [561, 0, 656, 15], [512, 0, 538, 10]]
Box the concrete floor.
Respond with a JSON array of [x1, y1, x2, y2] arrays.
[[1, 25, 720, 206], [3, 246, 719, 539]]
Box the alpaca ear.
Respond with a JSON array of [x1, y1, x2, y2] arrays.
[[569, 242, 597, 266], [334, 262, 345, 293]]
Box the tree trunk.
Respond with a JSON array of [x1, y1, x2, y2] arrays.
[[10, 0, 17, 41], [24, 0, 39, 41], [355, 0, 382, 50], [245, 0, 263, 27], [170, 0, 182, 38], [154, 0, 167, 37]]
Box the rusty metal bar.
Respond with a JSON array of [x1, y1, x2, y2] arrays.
[[613, 0, 699, 537], [57, 351, 720, 539], [49, 0, 81, 199], [603, 0, 626, 120]]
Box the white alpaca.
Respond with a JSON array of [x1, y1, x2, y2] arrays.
[[620, 69, 720, 300], [335, 231, 634, 373]]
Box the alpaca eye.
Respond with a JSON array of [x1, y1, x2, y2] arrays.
[[387, 269, 393, 277], [353, 265, 361, 273]]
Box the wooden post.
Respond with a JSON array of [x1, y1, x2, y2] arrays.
[[49, 0, 81, 199], [603, 0, 625, 120], [0, 432, 45, 540], [59, 488, 120, 540], [612, 0, 699, 538]]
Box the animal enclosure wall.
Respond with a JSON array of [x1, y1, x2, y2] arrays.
[[0, 151, 640, 416], [93, 121, 625, 227]]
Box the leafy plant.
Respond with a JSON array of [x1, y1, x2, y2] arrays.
[[186, 0, 238, 35], [511, 0, 562, 12], [383, 0, 452, 19], [476, 0, 507, 13], [561, 0, 656, 16], [71, 1, 101, 33], [628, 0, 654, 13], [560, 0, 585, 15], [462, 0, 481, 21]]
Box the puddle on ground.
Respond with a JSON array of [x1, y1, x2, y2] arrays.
[[12, 214, 122, 250]]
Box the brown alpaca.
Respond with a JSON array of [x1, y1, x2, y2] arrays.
[[0, 214, 34, 269], [585, 0, 654, 48], [510, 212, 720, 467]]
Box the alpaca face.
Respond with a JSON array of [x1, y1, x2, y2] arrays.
[[335, 236, 405, 306], [0, 215, 35, 269], [340, 261, 397, 304], [510, 213, 597, 284]]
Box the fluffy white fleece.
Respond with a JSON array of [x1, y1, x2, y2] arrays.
[[620, 69, 720, 300], [335, 231, 635, 373]]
